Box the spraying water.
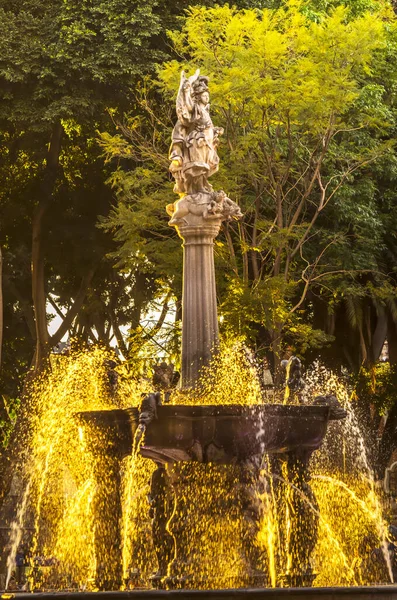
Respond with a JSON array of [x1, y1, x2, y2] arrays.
[[5, 479, 31, 590], [3, 344, 394, 590]]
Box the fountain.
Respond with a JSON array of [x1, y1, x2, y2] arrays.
[[74, 70, 349, 591], [5, 70, 396, 598]]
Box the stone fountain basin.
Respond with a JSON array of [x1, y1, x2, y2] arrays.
[[78, 404, 335, 465]]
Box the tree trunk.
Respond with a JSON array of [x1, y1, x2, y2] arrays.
[[0, 247, 3, 373], [371, 306, 387, 364], [250, 194, 260, 281], [32, 121, 63, 371], [388, 310, 397, 366], [0, 123, 63, 509], [271, 324, 284, 386]]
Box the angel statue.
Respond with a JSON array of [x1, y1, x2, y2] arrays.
[[169, 70, 224, 196]]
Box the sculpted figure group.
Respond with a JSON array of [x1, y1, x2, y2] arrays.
[[166, 70, 242, 227]]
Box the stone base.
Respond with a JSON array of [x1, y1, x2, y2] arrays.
[[11, 586, 397, 600]]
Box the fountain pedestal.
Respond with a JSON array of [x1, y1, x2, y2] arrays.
[[164, 462, 254, 590], [148, 464, 174, 587], [179, 223, 221, 388], [270, 451, 319, 588], [78, 400, 345, 589], [78, 411, 128, 590], [78, 410, 135, 590]]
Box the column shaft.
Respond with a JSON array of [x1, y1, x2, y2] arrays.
[[179, 225, 220, 388]]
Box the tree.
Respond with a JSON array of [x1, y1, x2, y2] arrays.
[[0, 0, 166, 370], [0, 0, 181, 511], [102, 0, 397, 374], [0, 0, 254, 381]]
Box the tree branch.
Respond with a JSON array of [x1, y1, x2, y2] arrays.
[[250, 190, 261, 280], [289, 240, 338, 315], [32, 120, 64, 369], [221, 223, 239, 276], [142, 291, 172, 342], [109, 308, 128, 357], [48, 295, 66, 320], [287, 114, 335, 230], [50, 267, 96, 347], [238, 222, 249, 284]]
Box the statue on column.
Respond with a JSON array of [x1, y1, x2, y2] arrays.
[[166, 70, 242, 227]]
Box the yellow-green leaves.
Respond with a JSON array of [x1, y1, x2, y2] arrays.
[[160, 1, 388, 136]]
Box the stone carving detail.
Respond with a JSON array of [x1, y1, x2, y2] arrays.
[[153, 363, 176, 390], [169, 69, 222, 195], [167, 190, 242, 226], [138, 392, 162, 427], [152, 362, 180, 402], [281, 356, 305, 397], [313, 394, 347, 420], [167, 70, 242, 230], [133, 392, 162, 455]]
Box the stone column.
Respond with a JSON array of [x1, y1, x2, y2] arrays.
[[178, 223, 222, 388], [166, 70, 242, 388]]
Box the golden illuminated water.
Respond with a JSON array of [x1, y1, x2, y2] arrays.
[[6, 345, 393, 590], [170, 340, 263, 406]]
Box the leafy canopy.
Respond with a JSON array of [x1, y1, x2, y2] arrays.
[[101, 0, 397, 363], [162, 1, 395, 346], [0, 0, 163, 126], [161, 2, 390, 134]]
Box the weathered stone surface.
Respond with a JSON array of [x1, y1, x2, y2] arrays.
[[78, 404, 335, 464], [166, 71, 242, 388]]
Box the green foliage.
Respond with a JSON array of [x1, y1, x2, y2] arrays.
[[285, 320, 335, 354], [1, 0, 391, 373], [100, 0, 397, 365], [98, 153, 183, 297], [220, 275, 294, 337], [0, 396, 20, 448], [220, 274, 334, 353], [0, 0, 180, 385], [161, 3, 389, 125], [0, 0, 163, 125], [159, 1, 396, 360], [354, 362, 397, 415]]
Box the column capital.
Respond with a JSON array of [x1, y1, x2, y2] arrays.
[[166, 189, 242, 388], [167, 190, 242, 236], [177, 223, 222, 245]]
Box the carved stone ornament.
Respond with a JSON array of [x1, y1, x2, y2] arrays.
[[167, 70, 242, 230], [167, 190, 242, 227]]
